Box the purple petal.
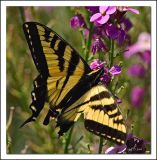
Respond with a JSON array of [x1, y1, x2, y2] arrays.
[[105, 145, 126, 154], [117, 29, 126, 44], [131, 86, 145, 108], [97, 15, 109, 24], [90, 59, 104, 70], [106, 6, 117, 15], [124, 43, 141, 59], [90, 13, 102, 22], [99, 6, 108, 13], [85, 6, 99, 14], [70, 14, 86, 29], [105, 24, 120, 39], [139, 50, 151, 65], [122, 18, 133, 31], [109, 65, 121, 76], [127, 7, 139, 14], [127, 64, 145, 77]]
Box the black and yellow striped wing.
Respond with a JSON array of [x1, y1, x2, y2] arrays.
[[21, 22, 91, 126], [57, 84, 126, 144], [22, 22, 126, 145]]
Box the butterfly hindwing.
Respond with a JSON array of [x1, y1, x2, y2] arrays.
[[57, 84, 126, 144]]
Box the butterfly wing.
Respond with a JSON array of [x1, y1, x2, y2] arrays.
[[57, 84, 126, 144], [21, 22, 91, 126]]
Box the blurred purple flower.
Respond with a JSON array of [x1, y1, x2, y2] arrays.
[[109, 65, 121, 76], [124, 32, 151, 58], [139, 50, 151, 65], [70, 14, 86, 29], [85, 6, 99, 14], [91, 38, 108, 54], [128, 64, 145, 77], [105, 144, 126, 154], [90, 59, 105, 70], [131, 86, 145, 107], [117, 6, 139, 14], [24, 7, 33, 21], [90, 6, 117, 25]]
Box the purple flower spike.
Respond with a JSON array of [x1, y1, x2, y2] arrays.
[[91, 38, 107, 54], [90, 59, 105, 70], [90, 6, 116, 25], [131, 86, 145, 108], [128, 64, 145, 77], [70, 14, 86, 29], [109, 65, 121, 76]]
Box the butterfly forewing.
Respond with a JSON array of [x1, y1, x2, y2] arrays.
[[22, 22, 91, 126]]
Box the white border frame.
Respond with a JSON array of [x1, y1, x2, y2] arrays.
[[1, 1, 156, 159]]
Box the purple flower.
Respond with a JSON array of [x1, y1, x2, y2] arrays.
[[117, 6, 139, 14], [90, 6, 117, 25], [70, 14, 86, 29], [131, 86, 145, 108], [122, 18, 133, 31], [139, 50, 151, 65], [124, 32, 151, 59], [105, 24, 120, 39], [85, 6, 99, 14], [101, 73, 112, 86], [128, 64, 145, 77], [105, 24, 126, 44], [91, 38, 107, 54], [105, 144, 126, 154], [90, 59, 105, 70], [109, 65, 121, 76], [101, 65, 121, 86]]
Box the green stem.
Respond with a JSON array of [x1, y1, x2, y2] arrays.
[[64, 126, 74, 154], [98, 136, 103, 154], [85, 23, 93, 61], [109, 39, 114, 67]]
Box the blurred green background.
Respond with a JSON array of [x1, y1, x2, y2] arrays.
[[6, 6, 151, 154]]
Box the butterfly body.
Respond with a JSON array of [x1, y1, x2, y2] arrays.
[[22, 22, 127, 144]]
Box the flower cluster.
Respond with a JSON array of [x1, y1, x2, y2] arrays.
[[90, 59, 121, 86], [70, 6, 139, 55]]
